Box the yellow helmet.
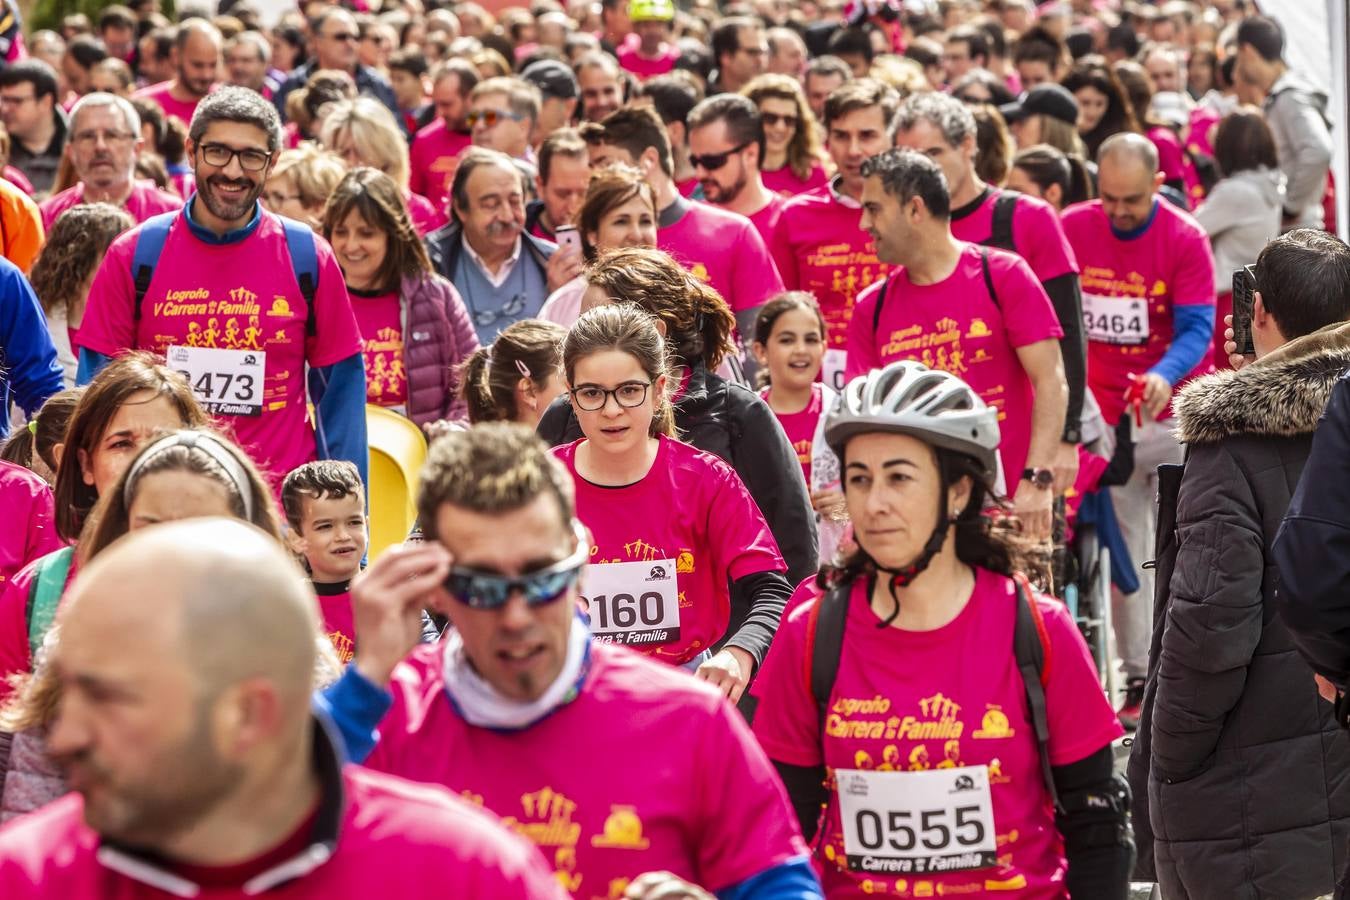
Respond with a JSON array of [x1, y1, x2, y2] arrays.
[[629, 0, 675, 22]]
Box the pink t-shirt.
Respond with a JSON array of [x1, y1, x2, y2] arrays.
[[0, 549, 78, 703], [616, 35, 680, 80], [132, 80, 206, 125], [0, 461, 60, 589], [659, 201, 784, 313], [760, 383, 822, 485], [78, 206, 364, 487], [752, 570, 1124, 899], [406, 189, 448, 237], [552, 435, 784, 665], [746, 192, 787, 249], [770, 182, 889, 349], [847, 243, 1062, 485], [0, 767, 569, 898], [351, 289, 408, 407], [39, 180, 182, 232], [315, 582, 357, 666], [950, 188, 1079, 282], [366, 640, 809, 895], [1061, 198, 1216, 424], [762, 161, 829, 198], [1147, 125, 1201, 205], [409, 119, 472, 215]]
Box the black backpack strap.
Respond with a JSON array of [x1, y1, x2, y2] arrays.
[[871, 274, 891, 335], [808, 581, 852, 738], [979, 248, 1001, 312], [988, 190, 1018, 252], [131, 212, 178, 324], [1012, 573, 1060, 811]]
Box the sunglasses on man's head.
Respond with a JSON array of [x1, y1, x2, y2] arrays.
[[689, 140, 753, 171], [444, 524, 589, 610]]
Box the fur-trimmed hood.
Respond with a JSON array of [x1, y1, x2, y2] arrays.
[[1174, 322, 1350, 444]]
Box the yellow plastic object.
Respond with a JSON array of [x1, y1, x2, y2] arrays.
[[366, 405, 427, 559]]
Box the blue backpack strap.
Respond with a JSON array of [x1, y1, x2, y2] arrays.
[[131, 212, 180, 323], [281, 217, 320, 338], [25, 546, 75, 662]]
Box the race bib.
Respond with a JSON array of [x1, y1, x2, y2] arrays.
[[579, 559, 680, 646], [836, 765, 997, 875], [822, 348, 849, 393], [167, 345, 265, 416], [1082, 294, 1149, 346]]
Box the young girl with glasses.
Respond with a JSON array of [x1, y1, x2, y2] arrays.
[[552, 303, 791, 701]]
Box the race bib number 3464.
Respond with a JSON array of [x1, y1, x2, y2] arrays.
[[579, 559, 680, 647], [1082, 294, 1149, 346], [836, 765, 997, 875], [167, 345, 265, 416]]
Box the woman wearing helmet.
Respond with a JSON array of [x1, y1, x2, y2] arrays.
[[752, 361, 1131, 899]]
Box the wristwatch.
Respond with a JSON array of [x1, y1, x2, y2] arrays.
[[1021, 467, 1054, 489]]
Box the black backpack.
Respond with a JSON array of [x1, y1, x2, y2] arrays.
[[804, 572, 1060, 808]]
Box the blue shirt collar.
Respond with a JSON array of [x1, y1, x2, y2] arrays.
[[182, 195, 263, 245], [1109, 198, 1160, 241]]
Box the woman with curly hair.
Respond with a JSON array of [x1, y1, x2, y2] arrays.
[[29, 203, 135, 386], [742, 73, 830, 197]]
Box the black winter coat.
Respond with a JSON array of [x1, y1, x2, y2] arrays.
[[1130, 327, 1350, 899], [537, 362, 819, 588]]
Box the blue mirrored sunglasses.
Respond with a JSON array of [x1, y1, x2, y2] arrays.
[[444, 525, 589, 609]]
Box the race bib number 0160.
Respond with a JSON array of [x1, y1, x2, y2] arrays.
[[836, 765, 997, 875], [1082, 294, 1149, 346], [167, 345, 265, 417], [579, 559, 680, 647]]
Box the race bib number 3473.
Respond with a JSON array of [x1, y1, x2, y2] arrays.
[[167, 345, 265, 417], [579, 559, 680, 647], [836, 765, 997, 875]]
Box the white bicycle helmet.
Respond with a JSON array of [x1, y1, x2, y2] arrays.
[[825, 360, 1000, 481]]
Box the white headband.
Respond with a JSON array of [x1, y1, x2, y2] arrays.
[[123, 431, 255, 522]]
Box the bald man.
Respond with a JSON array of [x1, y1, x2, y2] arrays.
[[132, 18, 222, 126], [0, 519, 566, 899], [1060, 133, 1216, 728]]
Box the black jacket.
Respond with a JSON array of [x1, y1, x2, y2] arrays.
[[536, 362, 819, 589], [274, 62, 398, 121], [1131, 326, 1350, 899]]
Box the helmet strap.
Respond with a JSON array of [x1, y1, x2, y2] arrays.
[[874, 454, 952, 628]]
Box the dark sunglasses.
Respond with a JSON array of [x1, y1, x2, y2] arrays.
[[689, 140, 752, 171], [444, 525, 588, 609], [761, 112, 799, 129]]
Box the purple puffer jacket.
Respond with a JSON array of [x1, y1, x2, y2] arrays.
[[399, 271, 480, 427]]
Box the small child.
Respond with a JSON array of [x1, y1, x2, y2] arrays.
[[752, 292, 848, 565], [282, 460, 368, 665]]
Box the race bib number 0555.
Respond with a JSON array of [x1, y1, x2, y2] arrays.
[[579, 559, 680, 647], [836, 765, 997, 875], [167, 345, 265, 416], [1082, 294, 1148, 346]]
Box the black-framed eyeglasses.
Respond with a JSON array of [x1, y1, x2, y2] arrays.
[[444, 524, 589, 609], [689, 141, 752, 171], [570, 381, 652, 411], [465, 108, 525, 129], [198, 142, 272, 172]]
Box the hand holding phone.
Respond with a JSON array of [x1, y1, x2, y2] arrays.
[[1231, 265, 1257, 358], [555, 225, 582, 255]]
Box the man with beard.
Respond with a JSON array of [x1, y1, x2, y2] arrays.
[[132, 18, 222, 127], [38, 93, 180, 231], [0, 518, 568, 899], [409, 59, 478, 218], [75, 87, 368, 492], [427, 148, 575, 345], [687, 94, 785, 247]]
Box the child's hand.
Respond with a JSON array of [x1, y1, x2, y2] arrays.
[[810, 488, 848, 523]]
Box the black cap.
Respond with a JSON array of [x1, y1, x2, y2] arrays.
[[521, 60, 578, 100], [999, 83, 1079, 127]]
